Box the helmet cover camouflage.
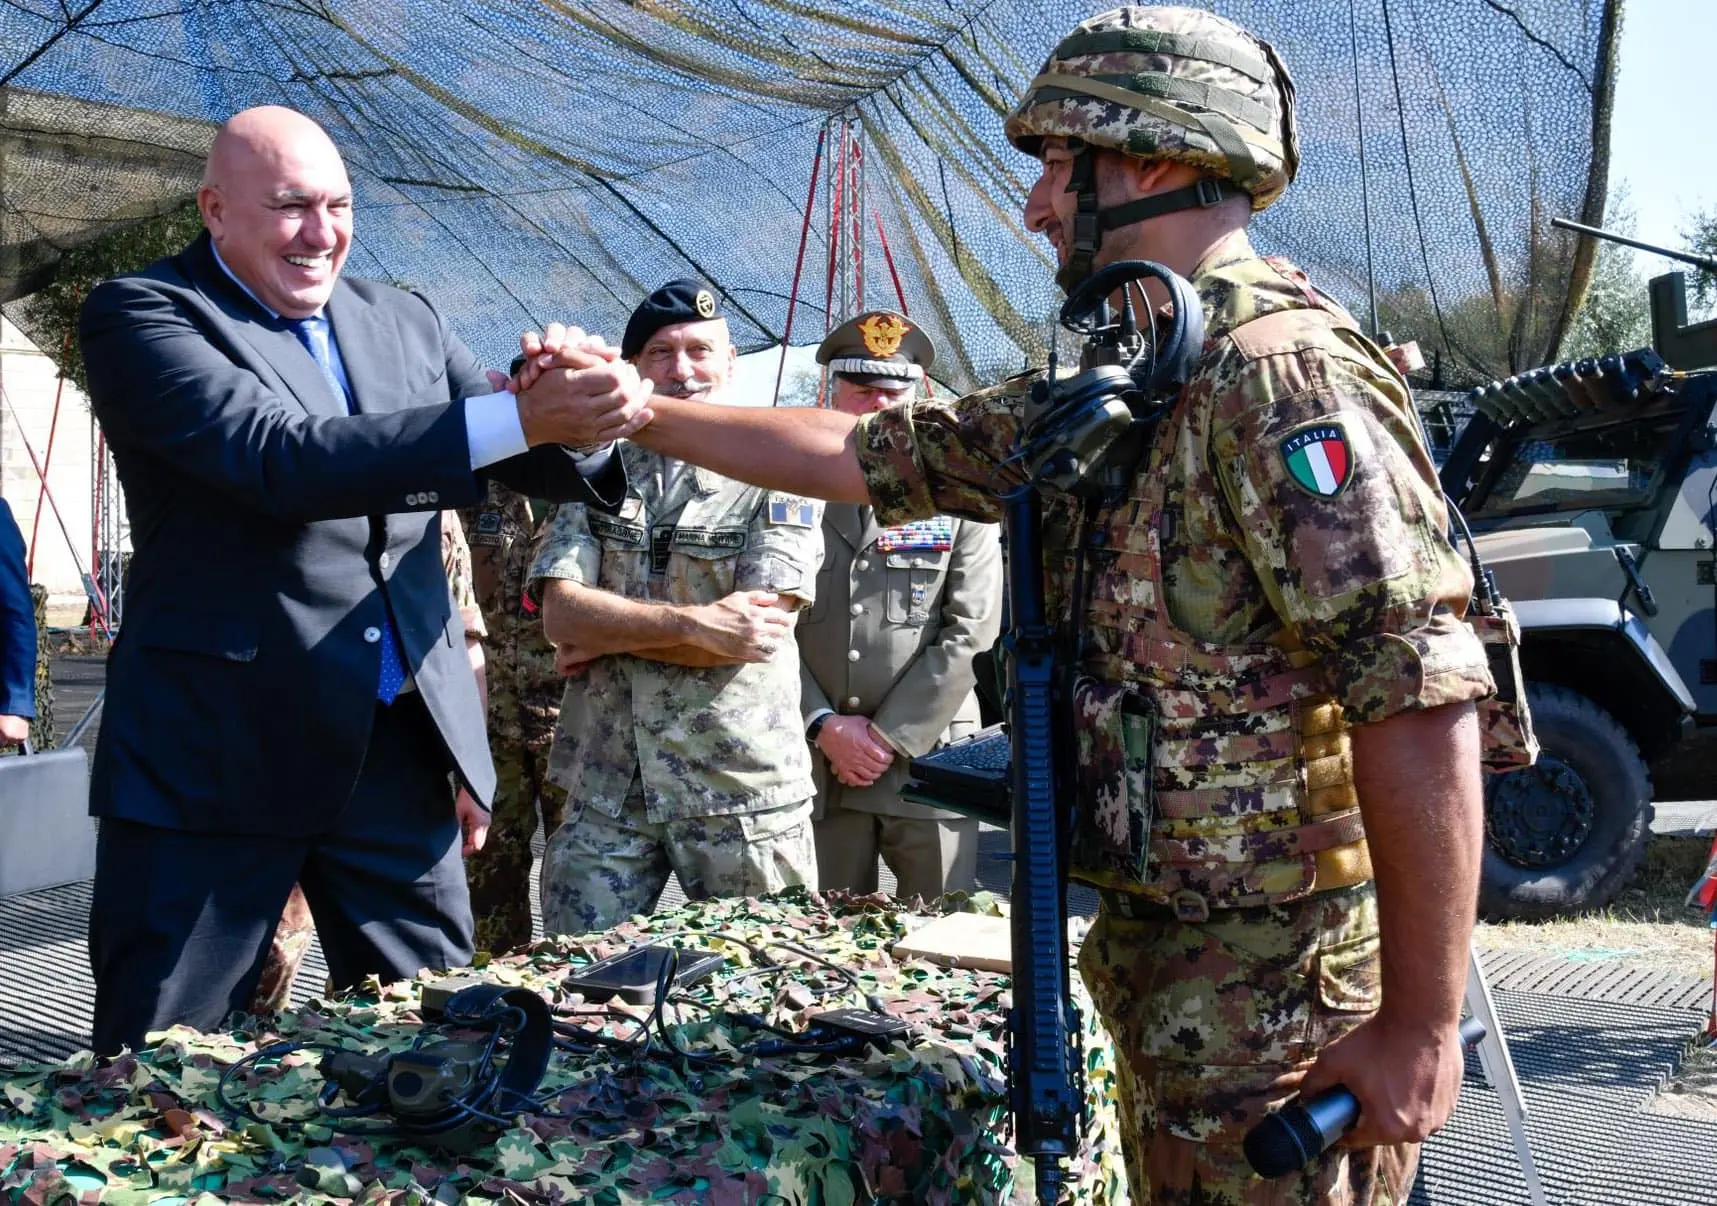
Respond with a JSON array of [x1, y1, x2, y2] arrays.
[[1005, 5, 1300, 211]]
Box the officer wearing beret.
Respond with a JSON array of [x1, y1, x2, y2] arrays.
[[527, 280, 825, 935], [796, 312, 1002, 900]]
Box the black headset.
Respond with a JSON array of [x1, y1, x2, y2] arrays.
[[1018, 259, 1205, 496]]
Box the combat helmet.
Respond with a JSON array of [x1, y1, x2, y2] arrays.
[[1006, 5, 1300, 289]]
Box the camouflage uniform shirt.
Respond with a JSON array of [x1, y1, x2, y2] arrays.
[[529, 443, 825, 822], [459, 483, 560, 750], [440, 510, 484, 643], [857, 234, 1492, 726]]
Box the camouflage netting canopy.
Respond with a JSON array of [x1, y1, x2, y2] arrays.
[[0, 0, 1620, 391]]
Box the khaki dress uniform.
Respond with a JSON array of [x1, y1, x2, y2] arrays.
[[796, 503, 1002, 899], [529, 444, 825, 936]]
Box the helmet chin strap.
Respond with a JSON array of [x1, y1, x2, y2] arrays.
[[1055, 140, 1244, 294]]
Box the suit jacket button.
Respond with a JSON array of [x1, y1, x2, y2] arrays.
[[380, 552, 392, 570], [847, 649, 861, 662], [427, 491, 439, 503], [845, 695, 862, 708], [364, 626, 382, 643], [406, 492, 420, 505]]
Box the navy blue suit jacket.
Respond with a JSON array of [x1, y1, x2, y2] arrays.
[[0, 498, 34, 721], [77, 232, 620, 835]]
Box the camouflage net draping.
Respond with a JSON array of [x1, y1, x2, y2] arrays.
[[0, 1, 1618, 392], [0, 888, 1129, 1205]]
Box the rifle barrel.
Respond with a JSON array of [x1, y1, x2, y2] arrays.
[[1551, 216, 1717, 273]]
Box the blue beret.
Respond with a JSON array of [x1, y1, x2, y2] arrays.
[[622, 279, 723, 359]]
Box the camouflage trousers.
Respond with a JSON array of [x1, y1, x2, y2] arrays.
[[539, 778, 816, 937], [467, 741, 568, 956], [1077, 882, 1418, 1205], [250, 883, 317, 1015]]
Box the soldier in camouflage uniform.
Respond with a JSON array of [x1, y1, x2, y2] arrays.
[[518, 9, 1499, 1203], [250, 509, 486, 1014], [527, 280, 823, 938], [458, 480, 569, 954]]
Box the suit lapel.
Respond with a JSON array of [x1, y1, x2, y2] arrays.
[[326, 284, 401, 414], [186, 236, 344, 419]]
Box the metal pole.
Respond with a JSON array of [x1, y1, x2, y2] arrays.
[[1349, 0, 1379, 336]]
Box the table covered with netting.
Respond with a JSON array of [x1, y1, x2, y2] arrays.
[[0, 888, 1128, 1204]]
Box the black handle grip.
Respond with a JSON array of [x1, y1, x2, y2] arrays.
[[1243, 1015, 1488, 1178]]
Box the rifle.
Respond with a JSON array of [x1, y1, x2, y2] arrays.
[[907, 261, 1204, 1201]]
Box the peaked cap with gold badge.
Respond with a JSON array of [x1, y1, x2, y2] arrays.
[[816, 310, 935, 391]]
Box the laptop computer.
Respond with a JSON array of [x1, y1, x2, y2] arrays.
[[902, 723, 1012, 825]]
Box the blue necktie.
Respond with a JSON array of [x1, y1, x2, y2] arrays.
[[287, 316, 409, 705]]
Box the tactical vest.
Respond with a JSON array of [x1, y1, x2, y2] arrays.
[[1064, 301, 1386, 918]]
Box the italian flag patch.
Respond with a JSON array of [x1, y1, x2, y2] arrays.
[[1280, 424, 1353, 497]]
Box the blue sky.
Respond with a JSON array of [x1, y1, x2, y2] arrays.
[[1609, 0, 1712, 264]]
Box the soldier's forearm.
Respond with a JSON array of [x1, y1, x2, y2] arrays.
[[635, 642, 746, 668], [541, 579, 702, 656], [1351, 700, 1484, 1030], [635, 396, 872, 503]]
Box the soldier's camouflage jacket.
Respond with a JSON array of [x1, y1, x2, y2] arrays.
[[459, 483, 561, 751], [857, 234, 1496, 902], [440, 510, 483, 642], [530, 443, 825, 823]]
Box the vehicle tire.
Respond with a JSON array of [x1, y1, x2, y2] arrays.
[[1478, 682, 1654, 922]]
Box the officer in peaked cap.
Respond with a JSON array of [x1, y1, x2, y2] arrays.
[[795, 311, 1002, 902], [815, 310, 936, 397]]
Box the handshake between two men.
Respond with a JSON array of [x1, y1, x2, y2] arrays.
[[501, 320, 813, 684], [496, 322, 656, 449]]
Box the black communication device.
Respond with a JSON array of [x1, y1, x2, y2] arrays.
[[562, 943, 727, 1005], [808, 1008, 915, 1046]]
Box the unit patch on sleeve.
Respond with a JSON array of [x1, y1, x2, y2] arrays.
[[1279, 423, 1354, 498], [768, 497, 817, 527]]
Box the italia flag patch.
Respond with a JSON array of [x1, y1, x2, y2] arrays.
[[1280, 423, 1353, 497]]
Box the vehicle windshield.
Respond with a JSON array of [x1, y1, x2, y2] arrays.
[[1468, 413, 1679, 518]]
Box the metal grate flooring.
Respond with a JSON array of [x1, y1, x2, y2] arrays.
[[8, 657, 1717, 1200]]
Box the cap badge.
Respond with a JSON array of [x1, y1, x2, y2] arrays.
[[695, 289, 717, 319], [858, 313, 909, 358]]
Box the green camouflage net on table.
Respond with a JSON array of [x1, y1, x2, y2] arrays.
[[0, 888, 1128, 1205]]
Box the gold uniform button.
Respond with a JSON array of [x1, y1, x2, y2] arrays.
[[847, 649, 861, 662], [849, 603, 864, 616], [845, 695, 861, 708]]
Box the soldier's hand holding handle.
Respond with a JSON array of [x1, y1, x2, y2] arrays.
[[511, 324, 654, 448], [1287, 1006, 1469, 1152], [687, 590, 794, 663], [1245, 1016, 1484, 1177], [814, 715, 894, 787]]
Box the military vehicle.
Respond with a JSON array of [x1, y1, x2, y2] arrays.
[[1440, 222, 1717, 920]]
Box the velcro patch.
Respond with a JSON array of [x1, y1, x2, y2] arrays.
[[672, 527, 748, 551], [590, 516, 647, 546], [1279, 423, 1353, 498], [768, 498, 817, 527]]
